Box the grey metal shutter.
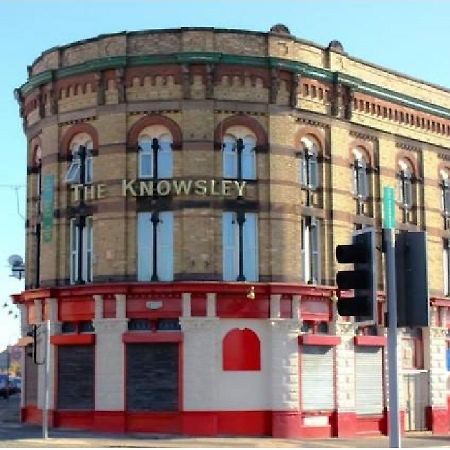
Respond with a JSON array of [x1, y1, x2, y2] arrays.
[[127, 343, 178, 411], [355, 346, 383, 415], [301, 345, 334, 411], [57, 345, 94, 410], [24, 354, 38, 405]]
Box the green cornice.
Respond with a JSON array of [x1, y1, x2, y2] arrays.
[[18, 52, 450, 120]]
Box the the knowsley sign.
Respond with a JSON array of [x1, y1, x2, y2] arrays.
[[70, 179, 247, 201]]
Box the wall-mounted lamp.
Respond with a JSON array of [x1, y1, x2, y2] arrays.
[[246, 285, 255, 300]]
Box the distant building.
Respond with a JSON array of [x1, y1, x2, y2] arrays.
[[0, 345, 22, 375], [13, 25, 450, 437]]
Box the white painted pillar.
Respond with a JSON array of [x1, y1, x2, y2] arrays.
[[36, 298, 60, 411], [18, 304, 28, 410], [269, 319, 300, 410], [270, 294, 281, 319], [180, 317, 219, 410], [93, 294, 103, 319], [182, 293, 191, 317], [93, 294, 128, 410], [425, 324, 448, 411], [206, 293, 216, 317]]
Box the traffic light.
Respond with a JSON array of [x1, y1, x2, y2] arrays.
[[335, 228, 377, 323], [26, 324, 38, 364], [395, 231, 429, 327]]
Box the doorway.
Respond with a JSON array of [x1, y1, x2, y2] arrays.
[[403, 371, 428, 431]]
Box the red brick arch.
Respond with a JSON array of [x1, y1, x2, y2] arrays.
[[128, 115, 182, 150], [214, 114, 268, 149], [60, 122, 99, 155], [295, 126, 326, 154], [396, 152, 418, 177], [348, 139, 373, 167]]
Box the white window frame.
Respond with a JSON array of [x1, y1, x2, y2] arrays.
[[352, 152, 369, 200], [301, 217, 321, 285], [222, 126, 257, 180], [441, 174, 450, 216], [299, 137, 319, 190], [222, 211, 259, 281], [137, 211, 174, 281], [444, 239, 450, 296], [65, 134, 94, 185], [69, 216, 93, 284], [138, 126, 173, 180], [398, 160, 414, 210]]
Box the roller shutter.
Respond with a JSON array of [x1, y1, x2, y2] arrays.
[[24, 354, 38, 405], [301, 345, 334, 411], [127, 343, 178, 411], [57, 345, 94, 410], [355, 346, 383, 415]]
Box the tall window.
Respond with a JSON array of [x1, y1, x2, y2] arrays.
[[301, 216, 321, 284], [352, 149, 369, 200], [397, 159, 415, 223], [137, 211, 173, 281], [70, 216, 93, 284], [299, 137, 319, 190], [222, 126, 256, 180], [138, 126, 173, 179], [444, 239, 450, 296], [64, 133, 94, 184], [222, 212, 258, 281], [441, 170, 450, 222]]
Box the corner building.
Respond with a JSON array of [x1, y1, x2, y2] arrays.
[[13, 25, 450, 437]]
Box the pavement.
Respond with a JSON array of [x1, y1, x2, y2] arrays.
[[0, 396, 449, 448]]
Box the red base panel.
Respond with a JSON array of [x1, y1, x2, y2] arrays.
[[22, 407, 440, 438], [426, 406, 449, 434]]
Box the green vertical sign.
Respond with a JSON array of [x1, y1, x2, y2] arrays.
[[383, 186, 395, 230], [42, 175, 55, 242]]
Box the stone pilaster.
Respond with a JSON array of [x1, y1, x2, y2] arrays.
[[37, 298, 60, 411], [424, 325, 448, 433], [180, 317, 218, 410], [93, 318, 128, 410], [270, 319, 300, 438]]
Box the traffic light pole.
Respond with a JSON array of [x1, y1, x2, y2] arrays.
[[42, 319, 50, 440], [385, 228, 401, 448]]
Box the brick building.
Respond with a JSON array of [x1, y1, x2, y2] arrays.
[[12, 25, 450, 437]]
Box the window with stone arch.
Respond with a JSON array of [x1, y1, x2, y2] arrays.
[[440, 169, 450, 219], [397, 158, 416, 223], [65, 133, 94, 184], [138, 125, 173, 179], [222, 126, 257, 180], [299, 135, 320, 190], [351, 147, 370, 201]]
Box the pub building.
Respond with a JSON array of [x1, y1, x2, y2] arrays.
[[13, 25, 450, 437]]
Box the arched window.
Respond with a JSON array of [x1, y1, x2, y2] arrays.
[[222, 126, 256, 180], [222, 328, 261, 371], [398, 160, 414, 208], [441, 169, 450, 217], [299, 136, 319, 190], [138, 125, 173, 179], [64, 133, 94, 184], [352, 148, 369, 200]]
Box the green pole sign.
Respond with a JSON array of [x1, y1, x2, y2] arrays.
[[383, 186, 396, 230], [42, 175, 55, 243]]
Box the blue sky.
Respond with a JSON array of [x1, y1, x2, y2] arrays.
[[0, 0, 449, 351]]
